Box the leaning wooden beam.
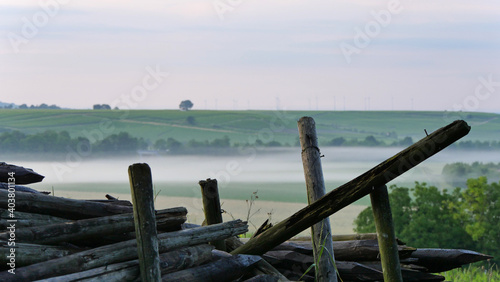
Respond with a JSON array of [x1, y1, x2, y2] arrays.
[[232, 120, 470, 255], [0, 207, 186, 245], [128, 163, 161, 282], [163, 254, 261, 282], [0, 189, 132, 220], [0, 220, 247, 281], [370, 184, 403, 282], [298, 116, 337, 282], [199, 178, 226, 251], [36, 245, 214, 282], [0, 242, 81, 267]]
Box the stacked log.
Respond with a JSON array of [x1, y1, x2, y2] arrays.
[[254, 236, 493, 281], [0, 190, 256, 281]]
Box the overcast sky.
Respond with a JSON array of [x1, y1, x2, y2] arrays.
[[1, 0, 499, 112]]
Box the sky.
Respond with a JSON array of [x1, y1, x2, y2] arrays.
[[1, 0, 499, 112]]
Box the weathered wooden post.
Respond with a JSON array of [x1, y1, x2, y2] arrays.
[[298, 117, 337, 282], [128, 163, 161, 282], [370, 185, 403, 282], [199, 178, 226, 251]]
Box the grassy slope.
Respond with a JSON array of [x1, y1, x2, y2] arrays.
[[0, 109, 498, 144]]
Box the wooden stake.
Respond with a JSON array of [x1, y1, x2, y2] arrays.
[[199, 178, 226, 251], [298, 116, 337, 282], [232, 120, 470, 256], [128, 163, 161, 282], [370, 185, 403, 282]]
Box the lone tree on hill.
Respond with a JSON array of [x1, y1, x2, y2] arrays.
[[179, 100, 193, 111]]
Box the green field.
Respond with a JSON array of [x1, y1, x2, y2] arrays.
[[0, 109, 498, 145]]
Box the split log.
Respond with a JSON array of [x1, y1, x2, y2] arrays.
[[406, 248, 493, 273], [163, 254, 261, 282], [0, 209, 70, 230], [37, 245, 214, 282], [0, 207, 187, 245], [0, 242, 81, 268], [0, 220, 248, 281], [232, 120, 471, 256], [0, 162, 44, 184], [271, 240, 416, 261], [0, 189, 133, 220]]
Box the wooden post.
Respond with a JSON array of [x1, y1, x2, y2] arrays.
[[128, 163, 161, 282], [232, 120, 470, 256], [298, 117, 337, 282], [370, 185, 403, 282], [199, 178, 226, 251]]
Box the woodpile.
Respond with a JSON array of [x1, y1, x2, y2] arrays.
[[0, 189, 254, 281]]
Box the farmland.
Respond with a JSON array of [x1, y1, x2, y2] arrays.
[[0, 109, 499, 147]]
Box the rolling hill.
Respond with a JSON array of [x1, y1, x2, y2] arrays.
[[0, 109, 498, 146]]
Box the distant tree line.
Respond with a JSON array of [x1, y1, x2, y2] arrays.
[[324, 135, 500, 150], [93, 104, 112, 110], [324, 136, 414, 147], [2, 130, 499, 155], [354, 177, 500, 265], [0, 130, 147, 154], [0, 103, 62, 109], [442, 162, 500, 187]]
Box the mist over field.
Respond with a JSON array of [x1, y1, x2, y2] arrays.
[[14, 147, 500, 202]]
